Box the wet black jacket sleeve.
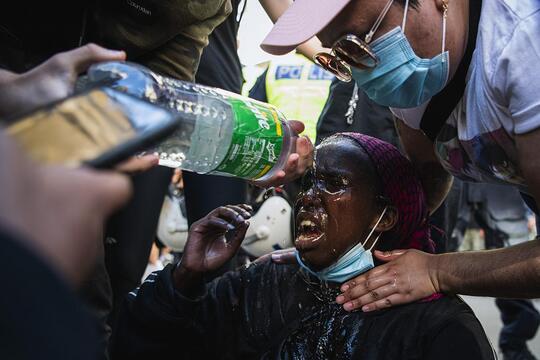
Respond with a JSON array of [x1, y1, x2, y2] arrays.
[[111, 264, 258, 359]]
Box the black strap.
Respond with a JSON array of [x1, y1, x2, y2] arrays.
[[237, 0, 248, 25], [420, 0, 483, 141]]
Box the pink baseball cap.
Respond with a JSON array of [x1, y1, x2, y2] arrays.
[[261, 0, 352, 55]]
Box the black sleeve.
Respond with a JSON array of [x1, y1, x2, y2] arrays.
[[111, 264, 257, 359], [248, 69, 268, 102], [315, 77, 355, 145], [0, 228, 99, 360], [425, 315, 496, 360]]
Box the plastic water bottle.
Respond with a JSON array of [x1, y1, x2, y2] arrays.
[[86, 61, 295, 181]]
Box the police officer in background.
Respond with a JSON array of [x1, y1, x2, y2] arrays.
[[248, 52, 333, 202], [249, 52, 334, 142]]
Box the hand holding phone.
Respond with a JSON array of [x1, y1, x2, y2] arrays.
[[5, 87, 180, 169]]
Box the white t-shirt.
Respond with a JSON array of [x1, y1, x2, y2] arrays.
[[394, 0, 540, 191]]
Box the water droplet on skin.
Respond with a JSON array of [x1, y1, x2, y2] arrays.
[[323, 188, 345, 198]]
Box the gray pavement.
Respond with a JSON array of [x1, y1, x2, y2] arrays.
[[463, 296, 540, 357]]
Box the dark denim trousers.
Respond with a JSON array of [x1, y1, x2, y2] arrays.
[[495, 298, 540, 351]]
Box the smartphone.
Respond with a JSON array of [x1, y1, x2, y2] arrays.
[[5, 87, 180, 169]]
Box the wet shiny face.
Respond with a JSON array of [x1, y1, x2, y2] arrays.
[[295, 137, 381, 270]]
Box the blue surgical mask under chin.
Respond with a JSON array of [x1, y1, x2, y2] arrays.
[[296, 242, 376, 284], [296, 207, 388, 284], [352, 26, 449, 109]]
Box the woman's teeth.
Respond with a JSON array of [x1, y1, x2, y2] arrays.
[[300, 220, 316, 227], [297, 219, 323, 242], [297, 234, 322, 241]]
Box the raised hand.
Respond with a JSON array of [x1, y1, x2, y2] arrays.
[[0, 44, 126, 117], [180, 205, 253, 274]]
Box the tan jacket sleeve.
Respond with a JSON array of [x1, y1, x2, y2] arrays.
[[91, 0, 232, 81]]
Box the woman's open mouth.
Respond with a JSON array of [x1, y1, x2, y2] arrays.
[[295, 212, 325, 250]]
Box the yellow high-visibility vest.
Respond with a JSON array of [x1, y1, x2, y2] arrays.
[[265, 53, 334, 141]]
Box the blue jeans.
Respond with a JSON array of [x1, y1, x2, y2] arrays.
[[495, 298, 540, 351]]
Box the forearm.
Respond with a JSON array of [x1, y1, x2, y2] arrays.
[[394, 118, 452, 213], [0, 69, 17, 83], [259, 0, 327, 62], [417, 161, 453, 213], [172, 263, 206, 298], [434, 129, 540, 296], [296, 38, 327, 62], [434, 239, 540, 298]]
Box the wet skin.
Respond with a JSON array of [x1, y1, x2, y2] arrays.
[[295, 136, 385, 271]]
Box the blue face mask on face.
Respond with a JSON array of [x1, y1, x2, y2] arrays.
[[351, 0, 449, 109], [296, 207, 388, 283]]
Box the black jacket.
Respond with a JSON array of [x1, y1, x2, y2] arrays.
[[113, 260, 495, 359]]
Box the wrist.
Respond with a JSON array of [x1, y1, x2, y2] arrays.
[[172, 262, 205, 297], [428, 253, 444, 293]]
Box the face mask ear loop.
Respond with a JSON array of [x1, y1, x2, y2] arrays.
[[441, 0, 448, 58], [401, 0, 410, 33], [365, 0, 395, 43], [368, 232, 384, 252], [362, 206, 388, 250]]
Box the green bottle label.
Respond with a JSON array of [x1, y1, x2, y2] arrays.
[[214, 98, 284, 179]]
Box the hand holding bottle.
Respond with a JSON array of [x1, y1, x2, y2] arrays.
[[252, 120, 314, 188], [87, 62, 314, 182]]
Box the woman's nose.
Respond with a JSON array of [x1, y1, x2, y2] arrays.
[[296, 186, 321, 209]]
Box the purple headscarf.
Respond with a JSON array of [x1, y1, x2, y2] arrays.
[[341, 133, 435, 254]]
